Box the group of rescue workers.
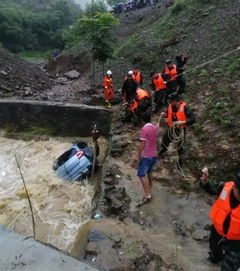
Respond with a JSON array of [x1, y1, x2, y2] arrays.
[[102, 54, 240, 271]]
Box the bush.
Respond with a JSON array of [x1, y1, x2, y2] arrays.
[[170, 0, 185, 15], [0, 0, 81, 53]]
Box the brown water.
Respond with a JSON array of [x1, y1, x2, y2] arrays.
[[0, 136, 107, 253]]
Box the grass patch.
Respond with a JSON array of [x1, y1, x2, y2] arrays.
[[17, 50, 48, 62], [217, 87, 228, 95], [179, 181, 192, 192], [170, 0, 186, 15], [24, 125, 56, 136], [221, 55, 240, 76], [127, 245, 139, 257]]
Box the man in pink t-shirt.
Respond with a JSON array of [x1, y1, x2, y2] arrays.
[[134, 112, 159, 205]]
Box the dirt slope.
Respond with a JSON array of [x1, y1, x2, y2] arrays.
[[107, 0, 240, 181], [0, 48, 52, 98]]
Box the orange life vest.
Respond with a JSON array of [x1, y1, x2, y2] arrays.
[[165, 64, 177, 81], [133, 70, 141, 84], [152, 73, 167, 91], [167, 102, 187, 128], [210, 182, 240, 240], [130, 88, 149, 113]]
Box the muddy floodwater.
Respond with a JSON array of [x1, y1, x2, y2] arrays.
[[0, 135, 107, 254]]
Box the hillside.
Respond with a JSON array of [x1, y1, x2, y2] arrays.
[[0, 0, 81, 52], [107, 0, 240, 182], [0, 0, 78, 11]]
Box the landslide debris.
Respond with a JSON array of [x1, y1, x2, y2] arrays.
[[0, 48, 52, 98], [47, 46, 91, 76]]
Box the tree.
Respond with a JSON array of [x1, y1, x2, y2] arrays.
[[0, 0, 82, 52], [66, 13, 119, 83], [67, 13, 119, 62], [85, 0, 108, 17]]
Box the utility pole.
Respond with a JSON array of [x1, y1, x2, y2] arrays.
[[91, 0, 96, 87]]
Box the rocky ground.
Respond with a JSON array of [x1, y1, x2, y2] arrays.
[[0, 48, 52, 98], [77, 108, 220, 271]]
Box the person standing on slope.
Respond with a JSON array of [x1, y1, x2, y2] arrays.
[[134, 112, 159, 205], [158, 93, 195, 169], [122, 70, 138, 104], [103, 70, 115, 108], [164, 54, 188, 95]]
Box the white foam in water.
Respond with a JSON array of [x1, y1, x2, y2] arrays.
[[0, 136, 103, 253]]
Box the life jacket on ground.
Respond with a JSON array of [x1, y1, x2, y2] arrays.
[[167, 102, 187, 128], [132, 70, 142, 84], [152, 73, 167, 91], [130, 88, 150, 113], [164, 64, 177, 81], [210, 182, 240, 240]]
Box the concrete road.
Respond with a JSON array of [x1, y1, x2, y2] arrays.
[[0, 226, 98, 271]]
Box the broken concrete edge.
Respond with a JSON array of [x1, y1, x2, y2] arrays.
[[0, 225, 99, 271], [0, 98, 111, 111], [0, 99, 112, 137]]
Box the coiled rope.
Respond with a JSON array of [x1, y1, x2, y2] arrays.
[[158, 113, 193, 181]]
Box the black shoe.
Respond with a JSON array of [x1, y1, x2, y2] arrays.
[[207, 253, 222, 264]]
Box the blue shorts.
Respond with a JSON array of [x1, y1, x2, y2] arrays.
[[137, 157, 157, 177]]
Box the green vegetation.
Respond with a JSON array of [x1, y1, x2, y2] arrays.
[[205, 96, 237, 129], [113, 0, 213, 71], [17, 51, 47, 62], [179, 181, 192, 192], [222, 56, 240, 76], [85, 0, 108, 17], [170, 0, 186, 15], [24, 125, 56, 136], [0, 0, 81, 52], [67, 13, 119, 65], [127, 245, 139, 257]]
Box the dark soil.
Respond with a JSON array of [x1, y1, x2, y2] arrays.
[[0, 48, 52, 98], [47, 46, 92, 76]]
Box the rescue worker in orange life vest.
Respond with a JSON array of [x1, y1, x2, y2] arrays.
[[103, 70, 115, 108], [127, 87, 151, 125], [164, 54, 188, 95], [132, 69, 143, 85], [200, 170, 240, 270], [158, 93, 195, 168], [150, 71, 172, 112]]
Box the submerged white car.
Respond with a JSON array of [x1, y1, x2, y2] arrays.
[[53, 142, 94, 181]]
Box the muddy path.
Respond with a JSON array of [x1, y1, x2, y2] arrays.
[[77, 107, 220, 271]]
